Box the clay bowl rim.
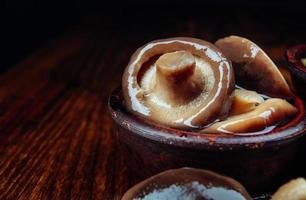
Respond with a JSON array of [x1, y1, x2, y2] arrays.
[[286, 44, 306, 75], [108, 87, 306, 151]]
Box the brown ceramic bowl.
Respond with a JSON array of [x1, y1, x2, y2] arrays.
[[109, 87, 305, 196], [286, 44, 306, 97]]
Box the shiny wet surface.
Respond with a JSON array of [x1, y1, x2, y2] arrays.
[[1, 5, 306, 199]]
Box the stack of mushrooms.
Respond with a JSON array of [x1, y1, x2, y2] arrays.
[[122, 36, 297, 134]]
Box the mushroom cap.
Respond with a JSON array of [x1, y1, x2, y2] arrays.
[[215, 35, 292, 99], [230, 88, 264, 116], [271, 178, 306, 200], [122, 37, 234, 129], [121, 168, 252, 200], [203, 98, 298, 133]]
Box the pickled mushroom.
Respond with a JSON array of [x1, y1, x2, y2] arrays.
[[271, 178, 306, 200], [154, 50, 204, 105], [301, 58, 306, 67], [203, 98, 298, 133], [122, 37, 234, 129], [230, 88, 264, 116], [215, 35, 292, 99], [122, 36, 298, 134]]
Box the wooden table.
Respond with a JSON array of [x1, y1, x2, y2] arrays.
[[0, 13, 305, 199]]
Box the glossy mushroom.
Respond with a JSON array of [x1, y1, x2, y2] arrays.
[[121, 168, 252, 200], [229, 88, 264, 116], [301, 58, 306, 66], [122, 37, 234, 129], [271, 178, 306, 200], [153, 50, 204, 105], [215, 35, 292, 99], [203, 98, 298, 133]]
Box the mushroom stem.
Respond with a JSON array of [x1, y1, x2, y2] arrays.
[[155, 50, 203, 105]]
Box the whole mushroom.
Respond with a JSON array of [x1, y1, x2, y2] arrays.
[[215, 35, 292, 99], [122, 37, 235, 129], [203, 98, 297, 133]]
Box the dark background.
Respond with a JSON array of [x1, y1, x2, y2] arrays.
[[2, 1, 306, 74]]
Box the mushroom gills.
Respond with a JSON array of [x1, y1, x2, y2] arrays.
[[154, 50, 205, 105], [215, 35, 292, 99], [139, 52, 217, 124], [202, 98, 298, 133]]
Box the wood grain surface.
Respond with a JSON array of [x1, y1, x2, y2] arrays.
[[0, 14, 305, 199]]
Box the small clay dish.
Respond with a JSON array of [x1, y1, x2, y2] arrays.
[[108, 87, 305, 195], [121, 168, 252, 200], [286, 44, 306, 96]]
